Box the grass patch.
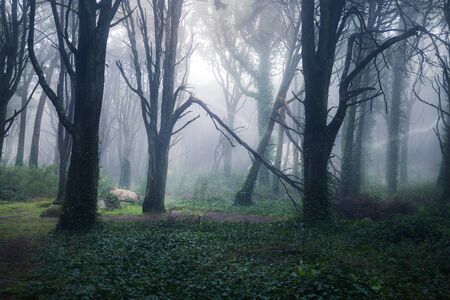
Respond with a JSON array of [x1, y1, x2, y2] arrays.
[[0, 200, 56, 241]]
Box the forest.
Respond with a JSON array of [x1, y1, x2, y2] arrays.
[[0, 0, 450, 298]]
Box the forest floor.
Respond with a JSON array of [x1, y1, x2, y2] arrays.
[[1, 198, 450, 298], [103, 210, 279, 223]]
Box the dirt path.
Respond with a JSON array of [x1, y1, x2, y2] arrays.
[[0, 238, 34, 297], [102, 210, 279, 224]]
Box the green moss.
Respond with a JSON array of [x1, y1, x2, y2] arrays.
[[0, 200, 56, 241]]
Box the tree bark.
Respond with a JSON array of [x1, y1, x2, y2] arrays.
[[272, 119, 285, 195], [143, 138, 170, 212], [15, 88, 28, 166], [386, 54, 405, 194], [29, 61, 57, 167], [399, 99, 414, 185], [0, 103, 7, 162]]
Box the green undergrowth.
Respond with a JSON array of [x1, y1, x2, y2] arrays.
[[0, 166, 58, 201], [9, 207, 450, 299], [100, 196, 296, 218], [0, 200, 56, 241]]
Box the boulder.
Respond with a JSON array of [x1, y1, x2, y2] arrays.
[[110, 188, 140, 204], [40, 205, 62, 218]]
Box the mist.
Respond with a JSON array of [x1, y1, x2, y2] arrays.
[[1, 0, 450, 298]]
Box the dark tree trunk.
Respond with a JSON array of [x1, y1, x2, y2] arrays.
[[54, 119, 71, 205], [29, 62, 57, 167], [441, 126, 450, 202], [0, 0, 28, 162], [143, 138, 170, 212], [0, 103, 7, 162], [57, 0, 117, 230], [300, 0, 345, 225]]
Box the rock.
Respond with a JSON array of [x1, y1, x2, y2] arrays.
[[40, 205, 62, 218], [110, 188, 140, 204]]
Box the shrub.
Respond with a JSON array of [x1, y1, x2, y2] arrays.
[[336, 193, 415, 221], [0, 166, 58, 201]]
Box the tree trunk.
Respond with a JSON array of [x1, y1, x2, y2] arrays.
[[142, 137, 170, 213], [302, 73, 331, 224], [399, 99, 414, 186], [235, 78, 291, 205], [222, 113, 234, 178], [29, 62, 57, 167], [342, 70, 366, 195], [292, 98, 301, 178], [441, 125, 450, 202], [386, 55, 405, 194], [353, 100, 368, 194], [119, 157, 131, 189], [255, 52, 273, 186], [272, 120, 284, 195], [58, 1, 110, 230], [340, 104, 357, 195], [54, 119, 71, 205], [302, 133, 330, 224], [15, 89, 27, 166], [0, 102, 7, 162]]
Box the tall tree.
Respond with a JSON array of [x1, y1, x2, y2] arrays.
[[234, 0, 302, 205], [29, 56, 58, 167], [294, 0, 418, 224], [15, 68, 34, 166], [0, 0, 28, 161], [211, 62, 246, 177], [28, 0, 122, 230], [213, 0, 284, 185], [119, 0, 198, 212], [386, 3, 417, 193]]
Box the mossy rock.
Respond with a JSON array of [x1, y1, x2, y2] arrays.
[[40, 205, 62, 218]]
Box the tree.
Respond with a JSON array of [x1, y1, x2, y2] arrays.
[[28, 0, 122, 230], [29, 56, 58, 167], [428, 0, 450, 202], [213, 0, 285, 185], [118, 0, 198, 212], [111, 70, 140, 189], [233, 0, 302, 205], [295, 0, 418, 224], [15, 67, 34, 166], [0, 0, 28, 161], [211, 63, 246, 177]]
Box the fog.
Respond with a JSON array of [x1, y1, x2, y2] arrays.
[[1, 0, 449, 215]]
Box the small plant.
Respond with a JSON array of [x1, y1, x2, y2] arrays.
[[0, 166, 58, 201], [102, 193, 121, 210]]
